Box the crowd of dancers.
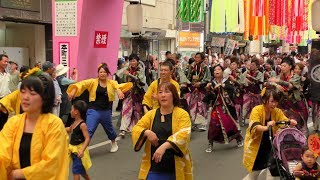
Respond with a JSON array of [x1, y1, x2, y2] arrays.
[[116, 51, 319, 152], [0, 49, 319, 179]]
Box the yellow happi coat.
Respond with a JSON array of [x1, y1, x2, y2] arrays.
[[132, 107, 193, 180], [142, 79, 180, 110], [243, 105, 288, 172], [66, 78, 132, 101], [0, 90, 21, 114], [0, 113, 69, 179]]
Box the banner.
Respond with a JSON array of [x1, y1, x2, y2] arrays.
[[224, 39, 236, 56], [310, 49, 320, 102], [178, 32, 201, 48], [211, 37, 225, 47]]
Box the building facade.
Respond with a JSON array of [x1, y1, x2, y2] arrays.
[[120, 0, 177, 60], [0, 0, 52, 67]]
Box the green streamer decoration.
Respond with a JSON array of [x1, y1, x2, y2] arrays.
[[178, 0, 203, 22]]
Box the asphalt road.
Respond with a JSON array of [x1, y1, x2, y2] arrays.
[[68, 108, 315, 180]]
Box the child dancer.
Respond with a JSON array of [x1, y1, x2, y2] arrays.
[[293, 145, 320, 180], [67, 100, 92, 180]]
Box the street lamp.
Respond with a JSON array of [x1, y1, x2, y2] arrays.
[[312, 0, 320, 50], [126, 0, 143, 36], [312, 0, 320, 33]]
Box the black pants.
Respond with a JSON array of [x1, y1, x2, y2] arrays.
[[0, 111, 9, 131]]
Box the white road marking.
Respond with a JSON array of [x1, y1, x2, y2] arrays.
[[89, 137, 121, 150]]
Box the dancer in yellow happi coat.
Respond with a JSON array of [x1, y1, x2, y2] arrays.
[[0, 68, 42, 118], [142, 61, 180, 114], [243, 85, 297, 179], [0, 71, 69, 180], [132, 82, 193, 180], [67, 63, 132, 152]]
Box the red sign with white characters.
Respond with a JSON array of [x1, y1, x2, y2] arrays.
[[94, 31, 108, 48]]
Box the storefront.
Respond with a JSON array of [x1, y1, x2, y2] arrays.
[[0, 0, 52, 67], [119, 27, 176, 61]]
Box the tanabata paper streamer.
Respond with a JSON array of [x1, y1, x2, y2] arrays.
[[210, 0, 226, 32], [179, 0, 203, 22]]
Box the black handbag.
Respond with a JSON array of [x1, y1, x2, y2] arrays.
[[268, 155, 280, 176]]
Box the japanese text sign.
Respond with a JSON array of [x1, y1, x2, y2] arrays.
[[59, 42, 70, 67], [55, 0, 77, 36], [94, 31, 108, 48], [178, 32, 201, 48]]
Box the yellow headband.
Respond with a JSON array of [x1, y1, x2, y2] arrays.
[[260, 87, 266, 97]]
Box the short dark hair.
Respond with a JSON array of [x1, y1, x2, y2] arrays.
[[301, 145, 311, 156], [261, 84, 282, 104], [161, 61, 174, 71], [188, 58, 195, 65], [295, 63, 305, 71], [0, 54, 8, 61], [251, 58, 260, 67], [281, 57, 295, 70], [20, 74, 55, 113], [266, 59, 274, 68], [230, 56, 240, 65], [165, 51, 172, 56], [213, 64, 224, 72], [9, 61, 18, 66], [72, 100, 88, 121], [129, 54, 139, 62], [158, 82, 180, 107], [195, 52, 205, 60], [165, 58, 176, 66], [98, 63, 111, 75], [42, 61, 54, 72]]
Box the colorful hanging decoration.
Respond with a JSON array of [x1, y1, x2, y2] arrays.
[[209, 0, 315, 44], [210, 0, 242, 33], [210, 0, 226, 32], [267, 0, 310, 44], [178, 0, 204, 22], [243, 0, 269, 40]]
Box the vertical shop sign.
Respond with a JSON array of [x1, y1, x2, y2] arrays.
[[59, 42, 70, 67], [94, 31, 108, 48]]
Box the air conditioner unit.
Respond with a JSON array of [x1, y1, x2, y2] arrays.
[[168, 24, 175, 30]]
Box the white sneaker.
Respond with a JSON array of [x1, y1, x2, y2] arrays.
[[198, 125, 207, 131], [119, 131, 126, 138], [205, 143, 213, 153], [237, 140, 244, 148], [110, 142, 119, 153]]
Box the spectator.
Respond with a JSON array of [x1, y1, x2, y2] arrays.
[[8, 61, 19, 92], [0, 54, 10, 130], [56, 64, 77, 123], [42, 61, 54, 76]]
